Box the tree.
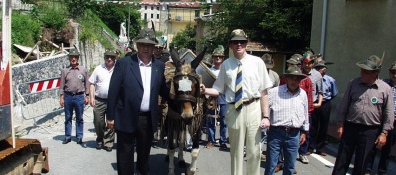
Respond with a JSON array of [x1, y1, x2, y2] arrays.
[[63, 0, 91, 19], [203, 0, 313, 52], [91, 3, 142, 40], [171, 24, 202, 51], [258, 0, 313, 51]]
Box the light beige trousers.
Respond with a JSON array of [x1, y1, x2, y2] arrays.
[[226, 100, 261, 175]]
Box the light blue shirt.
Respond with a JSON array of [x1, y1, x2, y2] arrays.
[[383, 79, 396, 116], [322, 74, 338, 101]]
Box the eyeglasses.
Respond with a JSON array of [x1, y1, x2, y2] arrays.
[[230, 40, 247, 45]]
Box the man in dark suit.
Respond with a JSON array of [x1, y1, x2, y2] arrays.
[[107, 27, 169, 175]]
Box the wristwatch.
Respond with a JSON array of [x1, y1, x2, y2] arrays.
[[381, 130, 388, 136]]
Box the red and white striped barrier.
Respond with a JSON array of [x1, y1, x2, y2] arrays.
[[29, 78, 61, 93]]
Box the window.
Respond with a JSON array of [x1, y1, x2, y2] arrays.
[[157, 14, 159, 19], [151, 6, 153, 10], [195, 10, 200, 17], [157, 7, 160, 11], [151, 14, 153, 18], [144, 13, 147, 20], [145, 6, 147, 10]]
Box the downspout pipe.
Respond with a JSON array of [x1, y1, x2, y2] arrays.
[[320, 0, 328, 56]]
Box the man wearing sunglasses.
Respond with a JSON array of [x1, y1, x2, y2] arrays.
[[88, 49, 117, 152], [201, 29, 272, 175]]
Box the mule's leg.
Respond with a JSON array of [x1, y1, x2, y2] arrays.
[[168, 149, 176, 175], [160, 103, 168, 145], [186, 148, 200, 175], [186, 129, 202, 175], [178, 130, 186, 167]]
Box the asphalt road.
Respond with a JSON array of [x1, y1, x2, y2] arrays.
[[19, 107, 396, 175]]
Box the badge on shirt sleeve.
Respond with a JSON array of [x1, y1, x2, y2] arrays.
[[371, 97, 378, 104], [78, 74, 83, 80]]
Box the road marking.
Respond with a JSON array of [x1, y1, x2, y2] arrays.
[[310, 153, 352, 175], [311, 153, 334, 168]]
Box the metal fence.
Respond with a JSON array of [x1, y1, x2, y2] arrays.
[[15, 77, 63, 133]]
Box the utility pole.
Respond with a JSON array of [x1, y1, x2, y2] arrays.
[[127, 1, 130, 42], [1, 0, 15, 148]]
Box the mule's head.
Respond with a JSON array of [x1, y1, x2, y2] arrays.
[[169, 46, 207, 124]]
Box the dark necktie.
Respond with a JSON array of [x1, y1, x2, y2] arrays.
[[235, 62, 243, 111]]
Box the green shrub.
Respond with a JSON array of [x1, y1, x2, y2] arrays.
[[40, 8, 66, 31], [10, 13, 42, 50]]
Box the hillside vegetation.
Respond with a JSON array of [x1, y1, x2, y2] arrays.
[[0, 0, 142, 64]]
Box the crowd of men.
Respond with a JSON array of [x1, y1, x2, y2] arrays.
[[58, 27, 395, 175]]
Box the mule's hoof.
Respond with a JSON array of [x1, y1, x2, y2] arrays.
[[165, 155, 169, 162], [178, 160, 186, 167], [186, 168, 196, 175]]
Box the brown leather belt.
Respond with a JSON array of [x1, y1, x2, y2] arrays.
[[271, 126, 300, 132], [229, 98, 259, 105]]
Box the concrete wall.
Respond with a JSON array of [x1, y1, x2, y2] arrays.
[[311, 0, 396, 123]]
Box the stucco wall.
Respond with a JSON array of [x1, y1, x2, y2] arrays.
[[311, 0, 396, 123]]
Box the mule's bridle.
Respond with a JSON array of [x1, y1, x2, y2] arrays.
[[171, 72, 202, 108]]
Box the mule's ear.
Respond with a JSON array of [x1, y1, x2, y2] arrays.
[[191, 46, 208, 69], [170, 46, 182, 71]]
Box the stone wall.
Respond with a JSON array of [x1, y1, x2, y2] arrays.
[[79, 40, 106, 71], [12, 41, 105, 105]]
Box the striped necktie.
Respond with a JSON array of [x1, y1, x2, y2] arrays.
[[235, 62, 243, 111]]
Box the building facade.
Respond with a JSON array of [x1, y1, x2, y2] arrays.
[[138, 0, 211, 47], [311, 0, 396, 124]]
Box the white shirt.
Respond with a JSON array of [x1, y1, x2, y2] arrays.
[[88, 64, 114, 99], [213, 53, 272, 103], [210, 67, 226, 104], [138, 57, 152, 112], [268, 85, 309, 131]]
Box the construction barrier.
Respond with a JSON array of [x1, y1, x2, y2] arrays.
[[15, 77, 63, 133]]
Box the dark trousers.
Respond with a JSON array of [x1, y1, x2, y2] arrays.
[[116, 114, 153, 175], [366, 128, 395, 175], [298, 115, 311, 155], [332, 122, 381, 175], [309, 101, 331, 153]]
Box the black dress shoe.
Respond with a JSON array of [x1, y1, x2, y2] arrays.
[[219, 143, 228, 151], [96, 143, 103, 150], [104, 146, 112, 152], [62, 139, 71, 144], [77, 139, 87, 148]]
